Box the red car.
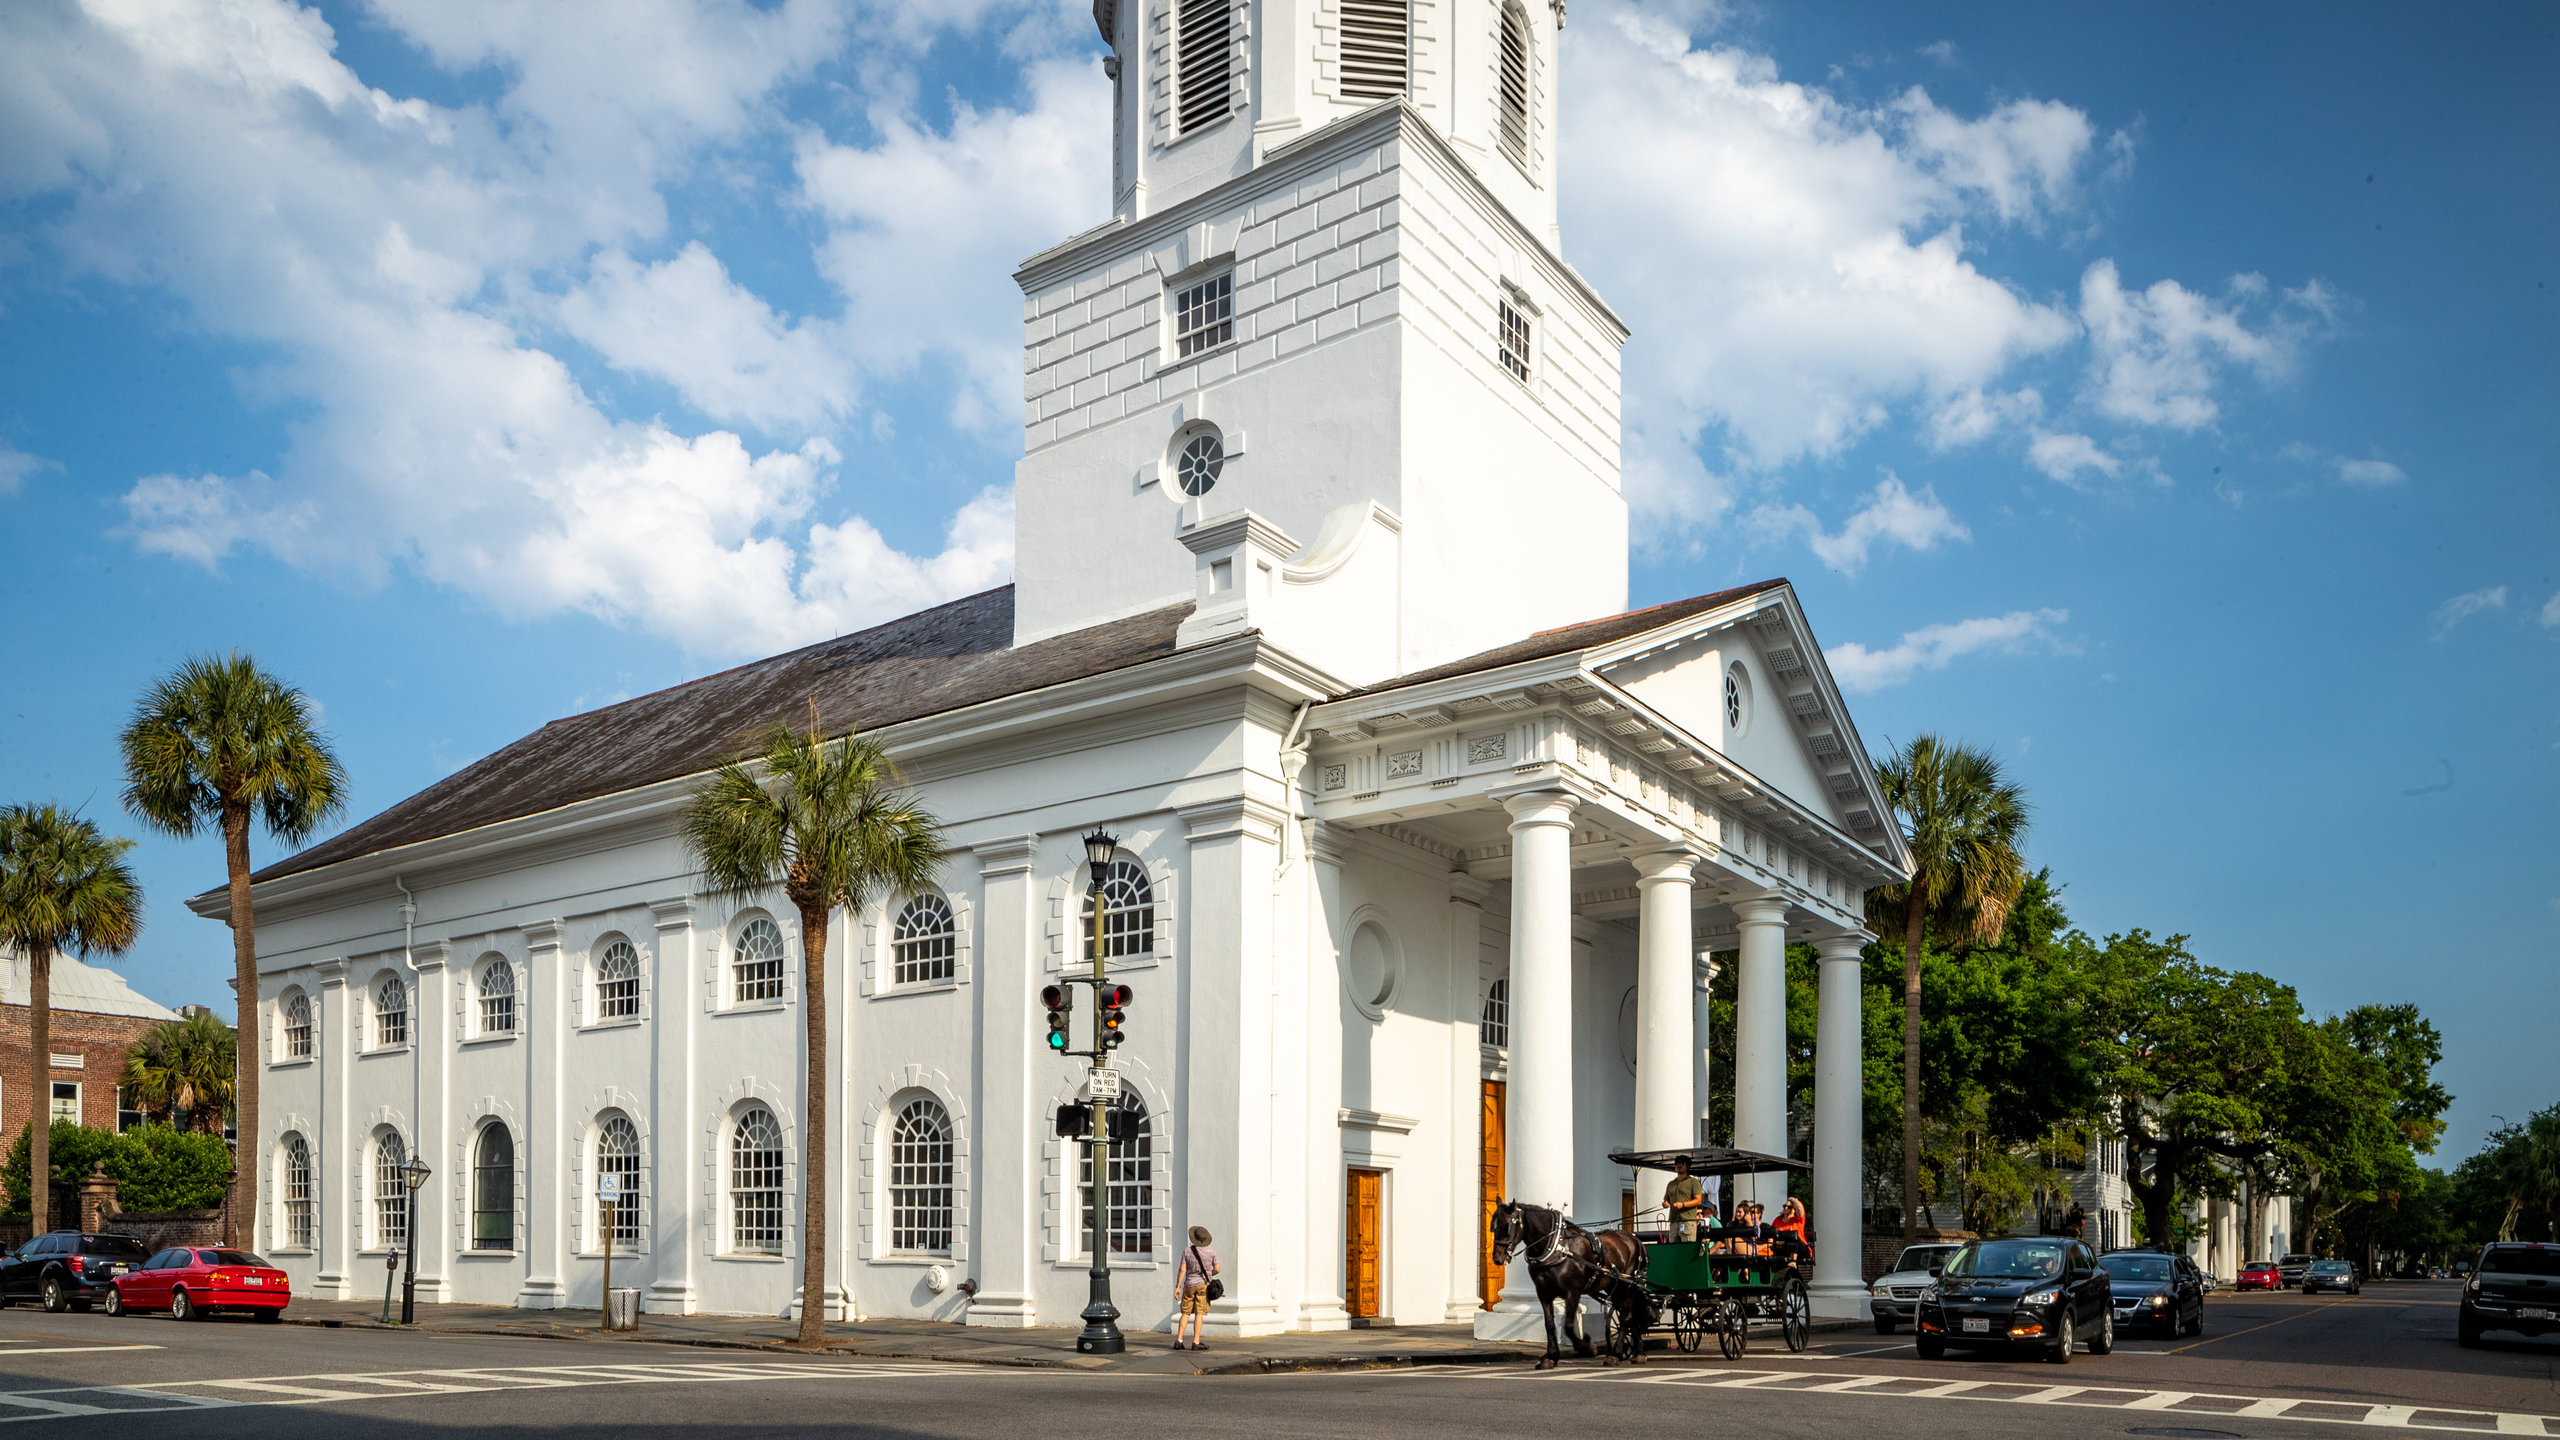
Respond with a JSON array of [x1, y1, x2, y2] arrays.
[[103, 1247, 289, 1322], [2237, 1261, 2280, 1291]]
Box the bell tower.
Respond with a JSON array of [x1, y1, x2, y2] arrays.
[[1013, 0, 1626, 685]]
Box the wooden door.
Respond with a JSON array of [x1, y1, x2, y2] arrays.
[[1479, 1080, 1506, 1309], [1346, 1168, 1384, 1319]]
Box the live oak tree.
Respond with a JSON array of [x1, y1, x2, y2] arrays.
[[119, 655, 346, 1246], [0, 805, 143, 1232], [682, 717, 942, 1346]]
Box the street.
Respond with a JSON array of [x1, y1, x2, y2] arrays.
[[0, 1282, 2543, 1438]]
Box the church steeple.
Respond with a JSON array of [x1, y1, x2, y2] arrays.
[[1016, 0, 1620, 684]]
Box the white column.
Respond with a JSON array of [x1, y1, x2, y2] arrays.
[[1692, 955, 1717, 1148], [311, 958, 349, 1293], [519, 918, 567, 1307], [1630, 850, 1697, 1233], [1300, 820, 1351, 1331], [645, 899, 697, 1315], [409, 942, 452, 1304], [1447, 872, 1491, 1322], [1476, 789, 1576, 1342], [965, 837, 1040, 1327], [1730, 894, 1791, 1210], [1181, 798, 1290, 1337], [1811, 933, 1869, 1318]]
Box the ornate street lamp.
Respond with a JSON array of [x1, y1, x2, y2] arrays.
[[1075, 828, 1126, 1355], [399, 1155, 432, 1325]]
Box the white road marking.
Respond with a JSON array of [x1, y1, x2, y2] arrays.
[[0, 1347, 159, 1357]]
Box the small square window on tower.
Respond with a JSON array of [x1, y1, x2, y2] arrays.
[[1498, 296, 1533, 383], [1173, 270, 1234, 358]]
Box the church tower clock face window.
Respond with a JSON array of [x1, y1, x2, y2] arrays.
[[1175, 0, 1233, 134], [1173, 271, 1232, 358], [1498, 1, 1533, 169], [1339, 0, 1412, 101], [1175, 431, 1224, 496]]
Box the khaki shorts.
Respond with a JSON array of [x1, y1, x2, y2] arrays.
[[1674, 1221, 1700, 1243], [1179, 1282, 1212, 1316]]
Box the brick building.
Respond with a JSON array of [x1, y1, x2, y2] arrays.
[[0, 947, 182, 1139]]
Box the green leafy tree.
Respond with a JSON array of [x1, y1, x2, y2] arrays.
[[682, 717, 943, 1345], [120, 1012, 237, 1135], [1868, 736, 2030, 1242], [120, 654, 346, 1245], [0, 805, 144, 1233], [2461, 1105, 2560, 1243], [4, 1121, 233, 1214]]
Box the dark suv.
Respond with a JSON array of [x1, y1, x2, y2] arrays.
[[2461, 1242, 2560, 1346], [0, 1232, 151, 1312]]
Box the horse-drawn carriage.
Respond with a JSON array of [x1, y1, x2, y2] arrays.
[[1489, 1143, 1813, 1368]]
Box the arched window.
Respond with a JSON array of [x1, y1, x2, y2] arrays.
[[473, 1124, 515, 1251], [731, 1108, 785, 1254], [733, 918, 785, 1004], [1175, 0, 1231, 134], [281, 990, 312, 1059], [281, 1135, 315, 1249], [1480, 976, 1510, 1048], [891, 895, 956, 986], [478, 958, 516, 1035], [1497, 0, 1531, 169], [374, 1131, 408, 1250], [1078, 1094, 1154, 1256], [597, 1115, 641, 1249], [1078, 859, 1155, 960], [595, 940, 640, 1020], [373, 974, 408, 1047], [888, 1097, 954, 1255]]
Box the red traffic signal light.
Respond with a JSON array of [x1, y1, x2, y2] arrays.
[[1100, 982, 1130, 1049], [1042, 984, 1073, 1053]]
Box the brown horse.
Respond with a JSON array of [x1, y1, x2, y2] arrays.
[[1489, 1199, 1651, 1368]]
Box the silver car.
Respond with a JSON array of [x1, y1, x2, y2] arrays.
[[1871, 1243, 1964, 1334]]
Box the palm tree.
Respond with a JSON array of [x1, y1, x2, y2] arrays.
[[682, 716, 943, 1345], [1868, 735, 2029, 1243], [119, 655, 346, 1246], [120, 1012, 238, 1135], [0, 806, 143, 1231]]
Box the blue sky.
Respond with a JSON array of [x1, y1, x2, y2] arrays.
[[1, 1, 2551, 1161]]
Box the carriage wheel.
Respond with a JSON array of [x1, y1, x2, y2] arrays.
[[1715, 1299, 1749, 1360], [1608, 1303, 1644, 1364], [1671, 1299, 1706, 1353], [1781, 1276, 1812, 1353]]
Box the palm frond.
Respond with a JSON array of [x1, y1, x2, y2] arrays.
[[679, 722, 947, 917], [0, 804, 144, 959], [119, 653, 347, 842]]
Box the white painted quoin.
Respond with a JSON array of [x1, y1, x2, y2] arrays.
[[198, 0, 1910, 1335]]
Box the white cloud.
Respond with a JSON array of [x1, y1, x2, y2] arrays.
[[2541, 591, 2560, 630], [2025, 429, 2121, 485], [557, 243, 856, 433], [1926, 387, 2042, 450], [0, 446, 57, 496], [1826, 608, 2075, 692], [2333, 456, 2406, 487], [1749, 473, 1968, 574], [2430, 586, 2507, 638], [2078, 260, 2329, 429]]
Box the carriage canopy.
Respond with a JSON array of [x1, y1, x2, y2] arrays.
[[1608, 1144, 1809, 1177]]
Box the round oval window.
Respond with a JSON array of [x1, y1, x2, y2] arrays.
[[1724, 662, 1752, 736], [1176, 432, 1223, 496]]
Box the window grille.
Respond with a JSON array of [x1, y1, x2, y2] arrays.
[[1173, 272, 1233, 359], [473, 1124, 515, 1251], [1175, 431, 1225, 495], [282, 991, 312, 1059], [1498, 297, 1532, 383], [733, 918, 785, 1004], [1176, 0, 1233, 133], [49, 1081, 77, 1126], [596, 940, 641, 1019], [1077, 1094, 1155, 1256], [1480, 977, 1510, 1047], [1339, 0, 1411, 101], [115, 1086, 142, 1132], [1497, 1, 1531, 168], [478, 959, 516, 1035], [375, 1132, 408, 1250], [891, 896, 957, 986], [889, 1098, 955, 1255], [374, 974, 408, 1047], [1078, 859, 1157, 959], [731, 1108, 785, 1254], [598, 1116, 642, 1248], [283, 1136, 315, 1249]]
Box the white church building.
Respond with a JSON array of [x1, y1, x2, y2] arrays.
[[199, 0, 1911, 1337]]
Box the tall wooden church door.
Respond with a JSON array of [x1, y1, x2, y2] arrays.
[[1346, 1168, 1384, 1319], [1479, 1080, 1506, 1309]]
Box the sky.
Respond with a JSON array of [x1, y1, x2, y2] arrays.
[[1, 1, 2552, 1163]]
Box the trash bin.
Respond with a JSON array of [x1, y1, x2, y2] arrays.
[[606, 1287, 642, 1332]]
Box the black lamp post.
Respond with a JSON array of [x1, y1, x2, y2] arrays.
[[399, 1155, 431, 1325], [1074, 828, 1126, 1356]]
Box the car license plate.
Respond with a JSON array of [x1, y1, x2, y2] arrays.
[[244, 1277, 263, 1286], [2521, 1307, 2553, 1320], [1963, 1318, 1989, 1334]]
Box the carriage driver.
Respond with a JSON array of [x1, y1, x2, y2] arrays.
[[1662, 1158, 1707, 1243]]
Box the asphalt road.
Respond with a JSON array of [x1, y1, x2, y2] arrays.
[[0, 1280, 2543, 1438]]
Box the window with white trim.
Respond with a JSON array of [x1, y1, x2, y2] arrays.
[[477, 958, 516, 1036], [889, 1098, 954, 1255], [49, 1081, 77, 1126], [731, 1107, 785, 1254], [473, 1124, 515, 1251], [1480, 976, 1510, 1048], [1078, 859, 1156, 960], [891, 895, 957, 987], [1498, 296, 1532, 383], [1339, 0, 1412, 101], [733, 918, 785, 1004], [1172, 271, 1233, 359], [1175, 0, 1232, 134], [281, 990, 312, 1059], [1077, 1094, 1154, 1256], [374, 1131, 409, 1250], [373, 974, 408, 1047], [597, 1115, 642, 1249], [282, 1135, 315, 1249], [1497, 0, 1531, 169], [595, 939, 641, 1020]]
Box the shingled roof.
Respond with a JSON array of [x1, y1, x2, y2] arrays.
[[235, 587, 1192, 890], [1338, 579, 1790, 699]]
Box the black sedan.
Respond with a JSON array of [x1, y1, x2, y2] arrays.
[[2101, 1249, 2206, 1336], [2303, 1259, 2362, 1295], [0, 1231, 152, 1312], [2460, 1241, 2560, 1344], [1916, 1237, 2114, 1364]]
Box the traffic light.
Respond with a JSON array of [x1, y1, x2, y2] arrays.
[[1055, 1103, 1092, 1140], [1106, 1105, 1140, 1144], [1042, 984, 1072, 1053], [1099, 982, 1131, 1050]]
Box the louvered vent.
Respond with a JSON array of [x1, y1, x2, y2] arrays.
[[1497, 1, 1530, 167], [1339, 0, 1411, 102], [1177, 0, 1233, 134]]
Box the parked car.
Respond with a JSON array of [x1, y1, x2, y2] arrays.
[[1915, 1236, 2114, 1364], [2459, 1242, 2560, 1347], [2101, 1249, 2207, 1336], [105, 1247, 289, 1322], [2237, 1261, 2281, 1291], [2277, 1252, 2316, 1286], [1870, 1243, 1965, 1334], [2304, 1259, 2362, 1295], [0, 1232, 152, 1312]]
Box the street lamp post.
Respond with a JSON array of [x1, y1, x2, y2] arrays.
[[399, 1155, 431, 1325], [1074, 828, 1126, 1356]]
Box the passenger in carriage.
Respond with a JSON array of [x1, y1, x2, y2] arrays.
[[1772, 1196, 1812, 1262]]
